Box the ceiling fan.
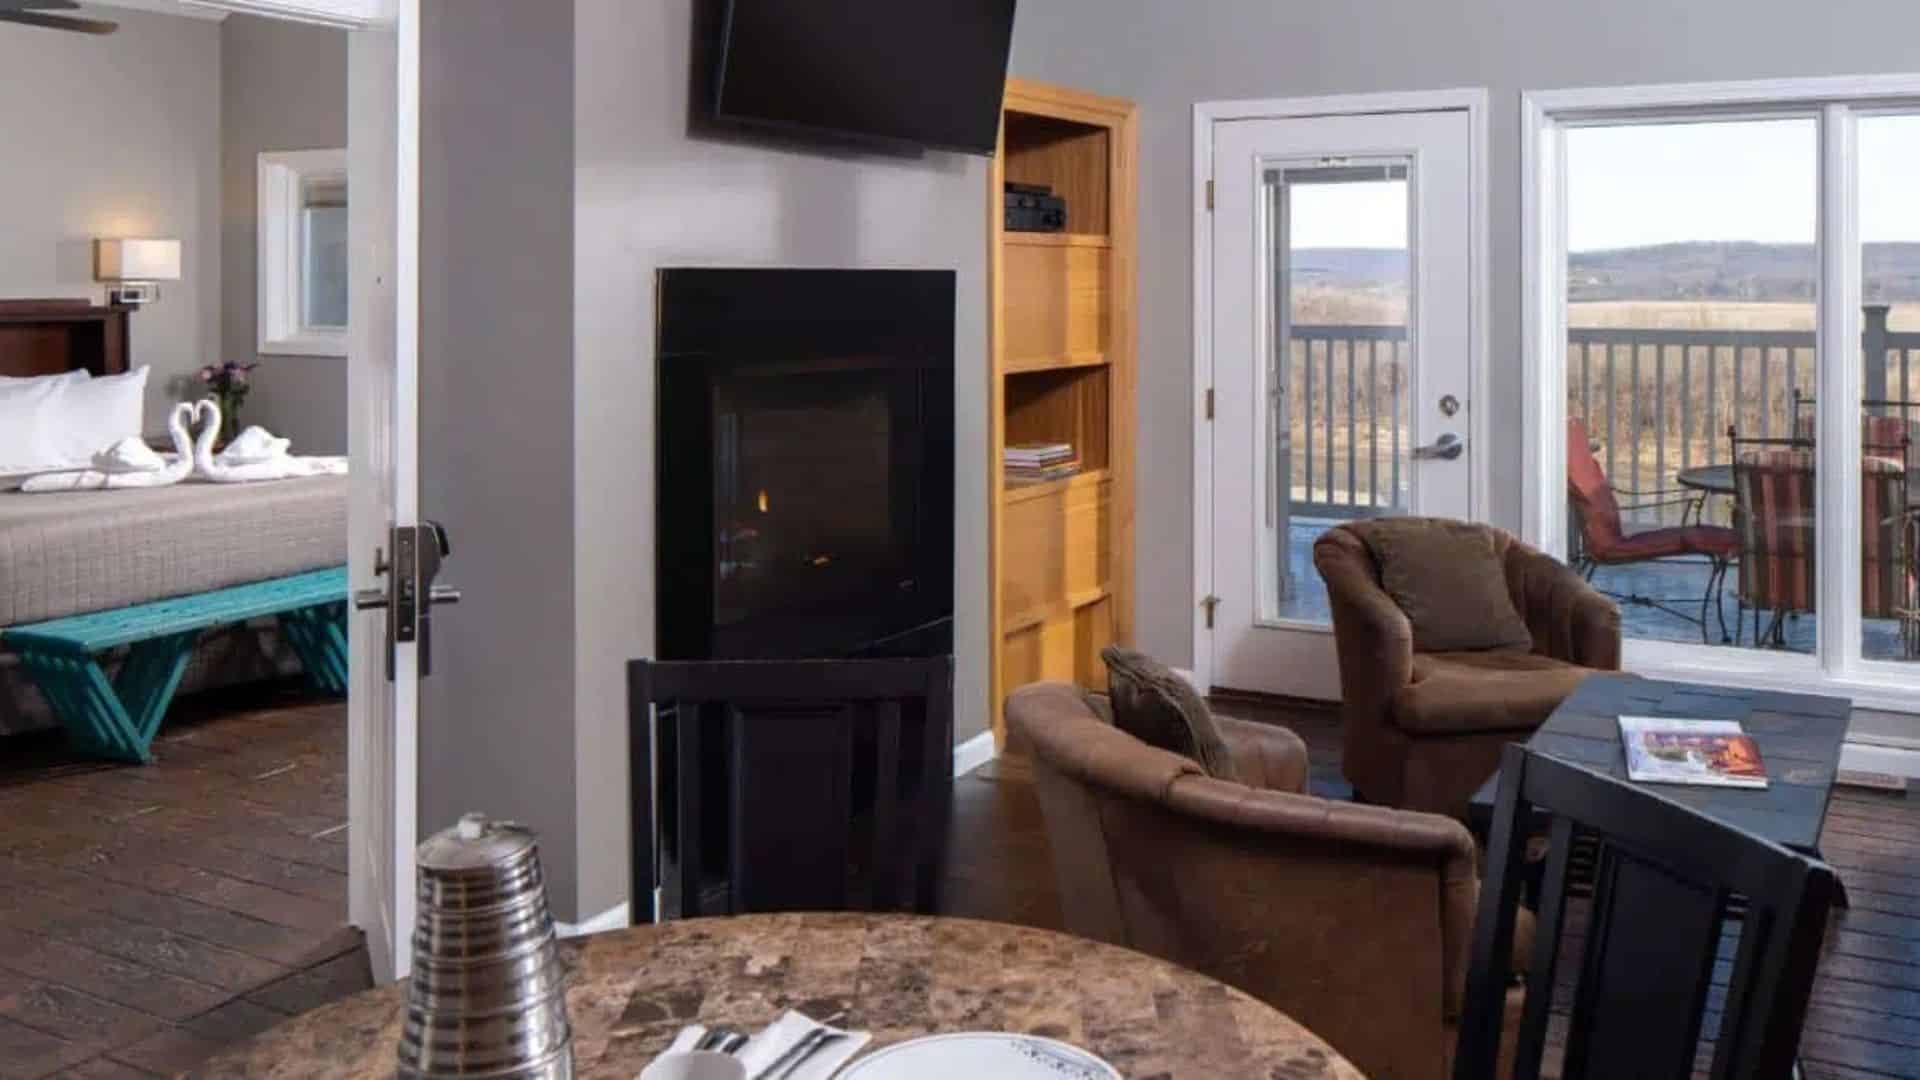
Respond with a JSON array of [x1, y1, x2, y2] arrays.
[[0, 0, 118, 34]]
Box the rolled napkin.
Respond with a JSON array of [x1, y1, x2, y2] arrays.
[[216, 425, 292, 466]]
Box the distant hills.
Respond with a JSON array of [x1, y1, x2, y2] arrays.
[[1290, 242, 1920, 303]]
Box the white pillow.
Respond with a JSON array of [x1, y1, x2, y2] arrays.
[[43, 366, 150, 467], [0, 373, 82, 471]]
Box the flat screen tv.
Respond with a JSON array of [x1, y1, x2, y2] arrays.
[[713, 0, 1016, 155]]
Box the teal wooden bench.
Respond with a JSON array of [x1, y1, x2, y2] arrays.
[[2, 567, 349, 763]]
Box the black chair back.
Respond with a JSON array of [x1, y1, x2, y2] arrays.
[[628, 657, 953, 921], [1454, 744, 1836, 1080]]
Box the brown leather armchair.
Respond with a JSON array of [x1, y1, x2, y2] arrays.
[[1008, 682, 1527, 1080], [1315, 521, 1621, 819]]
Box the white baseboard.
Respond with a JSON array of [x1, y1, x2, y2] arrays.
[[1840, 739, 1920, 783], [556, 901, 631, 939], [953, 730, 998, 777]]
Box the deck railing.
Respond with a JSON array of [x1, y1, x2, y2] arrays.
[[1285, 306, 1920, 523]]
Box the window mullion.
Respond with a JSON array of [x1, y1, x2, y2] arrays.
[[1817, 103, 1862, 677]]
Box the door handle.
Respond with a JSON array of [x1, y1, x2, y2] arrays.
[[355, 523, 460, 681], [1411, 432, 1465, 461]]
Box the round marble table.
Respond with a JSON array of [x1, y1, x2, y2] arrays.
[[188, 913, 1364, 1079]]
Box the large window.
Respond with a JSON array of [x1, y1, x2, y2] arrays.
[[1529, 81, 1920, 705], [1562, 118, 1818, 654]]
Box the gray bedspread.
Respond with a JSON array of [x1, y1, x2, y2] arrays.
[[0, 476, 347, 626]]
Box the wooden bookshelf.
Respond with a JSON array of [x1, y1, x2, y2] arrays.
[[987, 79, 1137, 745]]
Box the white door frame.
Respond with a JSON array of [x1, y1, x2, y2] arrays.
[[196, 0, 421, 980], [1521, 75, 1920, 732], [1191, 89, 1491, 693]]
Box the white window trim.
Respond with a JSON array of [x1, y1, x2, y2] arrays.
[[1191, 88, 1491, 691], [1521, 74, 1920, 726], [259, 148, 349, 357]]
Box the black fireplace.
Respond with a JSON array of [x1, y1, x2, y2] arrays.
[[655, 268, 955, 661]]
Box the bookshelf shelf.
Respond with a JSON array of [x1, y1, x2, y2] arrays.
[[987, 80, 1137, 744]]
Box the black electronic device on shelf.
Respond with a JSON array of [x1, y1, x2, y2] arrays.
[[1004, 181, 1067, 233]]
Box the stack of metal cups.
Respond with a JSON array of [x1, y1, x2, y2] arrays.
[[398, 813, 574, 1079]]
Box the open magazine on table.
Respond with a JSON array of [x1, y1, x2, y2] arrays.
[[1618, 716, 1770, 789]]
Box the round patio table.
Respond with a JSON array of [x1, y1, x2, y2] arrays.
[[1676, 464, 1734, 496], [185, 913, 1365, 1079]]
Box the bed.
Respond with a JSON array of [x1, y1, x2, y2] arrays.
[[0, 299, 347, 736]]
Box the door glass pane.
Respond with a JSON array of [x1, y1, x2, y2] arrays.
[[1562, 118, 1817, 652], [1858, 113, 1920, 661], [301, 177, 349, 330], [1263, 159, 1412, 624]]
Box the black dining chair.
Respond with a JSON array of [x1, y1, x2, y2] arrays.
[[1454, 744, 1837, 1080], [628, 657, 954, 922]]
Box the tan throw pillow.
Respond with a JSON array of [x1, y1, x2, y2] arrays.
[[1358, 518, 1534, 653], [1099, 646, 1239, 781]]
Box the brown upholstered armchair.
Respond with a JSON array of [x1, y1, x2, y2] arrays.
[[1314, 520, 1621, 819], [1008, 682, 1528, 1080]]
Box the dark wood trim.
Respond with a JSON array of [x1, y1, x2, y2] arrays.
[[0, 298, 134, 378]]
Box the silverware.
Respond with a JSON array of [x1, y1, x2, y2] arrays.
[[777, 1031, 846, 1079], [758, 1028, 845, 1080], [697, 1027, 748, 1054]]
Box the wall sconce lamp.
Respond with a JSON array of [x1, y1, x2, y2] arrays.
[[94, 238, 182, 307]]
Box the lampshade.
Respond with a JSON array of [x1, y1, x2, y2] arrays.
[[94, 238, 182, 282]]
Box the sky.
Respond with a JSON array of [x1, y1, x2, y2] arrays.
[[1281, 114, 1920, 252]]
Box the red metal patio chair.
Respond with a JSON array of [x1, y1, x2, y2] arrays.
[[1566, 417, 1738, 642]]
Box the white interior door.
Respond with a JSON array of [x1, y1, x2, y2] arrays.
[[345, 1, 419, 983], [1208, 109, 1475, 698]]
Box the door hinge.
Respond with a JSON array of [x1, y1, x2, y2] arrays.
[[1201, 594, 1221, 629], [1205, 179, 1214, 211], [1204, 388, 1215, 420]]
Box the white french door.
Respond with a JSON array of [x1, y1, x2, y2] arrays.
[[1204, 102, 1482, 699]]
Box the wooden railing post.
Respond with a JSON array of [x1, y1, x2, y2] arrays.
[[1865, 303, 1892, 408]]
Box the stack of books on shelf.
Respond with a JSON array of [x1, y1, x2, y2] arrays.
[[1005, 442, 1080, 485]]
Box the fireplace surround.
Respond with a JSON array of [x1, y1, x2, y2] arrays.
[[655, 268, 955, 662]]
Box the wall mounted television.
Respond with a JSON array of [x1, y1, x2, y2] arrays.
[[713, 0, 1017, 156]]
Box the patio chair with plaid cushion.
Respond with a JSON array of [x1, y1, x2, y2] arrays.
[[1729, 435, 1915, 650], [1566, 417, 1738, 642]]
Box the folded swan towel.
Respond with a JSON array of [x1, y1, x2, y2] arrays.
[[21, 403, 198, 492], [191, 400, 347, 483], [216, 425, 292, 466], [18, 400, 345, 492]]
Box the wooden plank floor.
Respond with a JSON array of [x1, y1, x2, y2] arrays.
[[6, 689, 1914, 1077], [943, 697, 1920, 1080], [0, 683, 367, 1079]]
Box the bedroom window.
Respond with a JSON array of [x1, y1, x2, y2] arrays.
[[259, 149, 349, 356]]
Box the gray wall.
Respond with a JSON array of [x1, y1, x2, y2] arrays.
[[573, 0, 990, 920], [419, 1, 580, 914], [1009, 0, 1920, 668], [220, 13, 349, 454], [0, 7, 218, 434]]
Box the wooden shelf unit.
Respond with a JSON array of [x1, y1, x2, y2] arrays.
[[988, 79, 1137, 745]]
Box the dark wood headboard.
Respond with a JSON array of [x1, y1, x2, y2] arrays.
[[0, 299, 131, 379]]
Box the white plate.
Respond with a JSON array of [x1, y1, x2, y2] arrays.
[[836, 1033, 1120, 1080]]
